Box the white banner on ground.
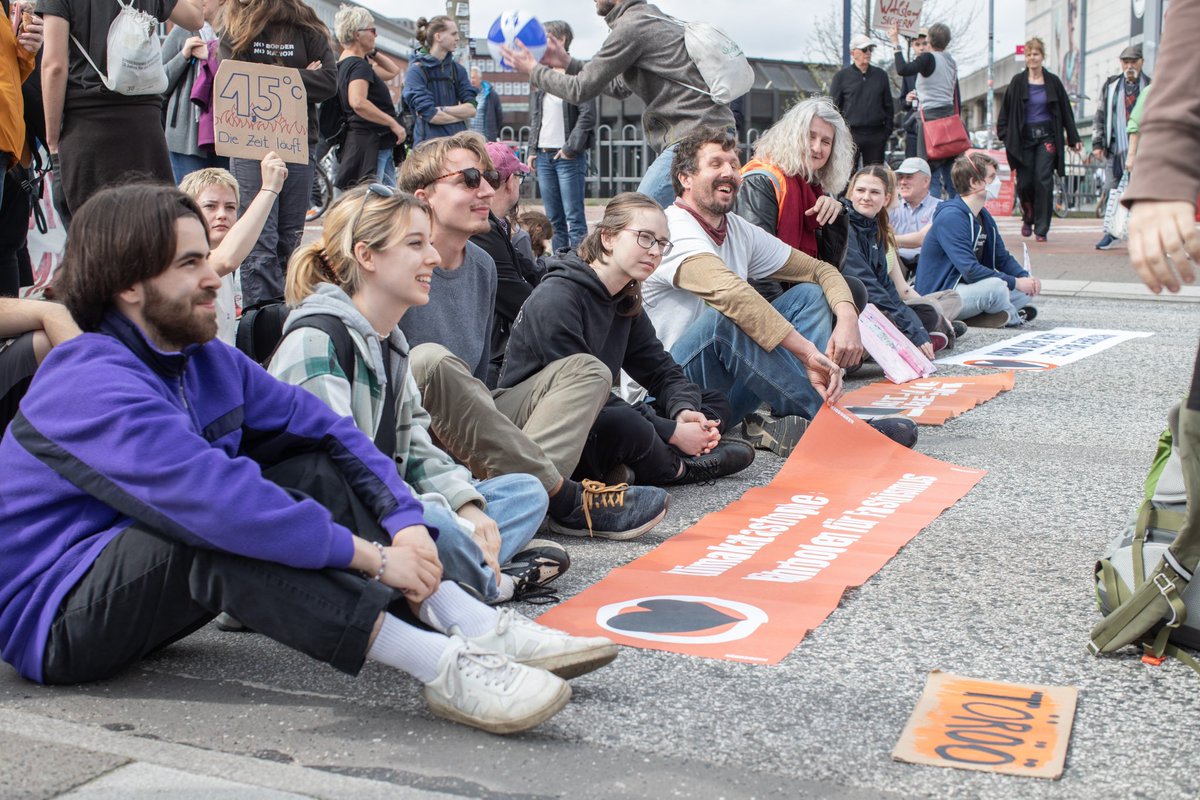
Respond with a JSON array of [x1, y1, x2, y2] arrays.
[[936, 327, 1153, 371]]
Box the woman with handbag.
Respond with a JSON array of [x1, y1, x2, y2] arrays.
[[997, 36, 1082, 242], [889, 23, 964, 200], [332, 4, 405, 190]]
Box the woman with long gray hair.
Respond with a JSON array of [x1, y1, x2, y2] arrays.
[[735, 97, 863, 305]]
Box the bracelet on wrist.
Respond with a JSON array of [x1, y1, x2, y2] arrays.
[[262, 188, 280, 196], [368, 541, 386, 581]]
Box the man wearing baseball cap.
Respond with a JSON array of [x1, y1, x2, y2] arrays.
[[890, 157, 940, 277], [472, 141, 540, 385], [1094, 44, 1151, 249], [829, 33, 895, 167]]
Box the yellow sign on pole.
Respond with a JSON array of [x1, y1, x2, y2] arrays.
[[212, 60, 309, 165]]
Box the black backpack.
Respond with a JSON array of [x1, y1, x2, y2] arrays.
[[236, 305, 354, 375], [317, 98, 349, 153], [234, 305, 396, 455]]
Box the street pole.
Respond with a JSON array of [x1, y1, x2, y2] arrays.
[[842, 0, 851, 67], [985, 0, 995, 148]]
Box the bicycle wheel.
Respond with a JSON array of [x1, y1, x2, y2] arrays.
[[1052, 175, 1069, 218], [307, 166, 332, 222]]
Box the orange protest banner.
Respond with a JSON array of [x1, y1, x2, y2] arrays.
[[536, 406, 986, 664], [892, 671, 1078, 779], [842, 372, 1015, 426]]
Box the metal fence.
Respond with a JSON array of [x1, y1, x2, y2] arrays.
[[500, 124, 1108, 214]]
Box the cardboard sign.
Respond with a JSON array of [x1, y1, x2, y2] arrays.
[[536, 406, 985, 664], [937, 327, 1153, 371], [893, 671, 1078, 779], [843, 372, 1015, 425], [213, 60, 308, 165], [872, 0, 923, 37], [858, 303, 936, 383]]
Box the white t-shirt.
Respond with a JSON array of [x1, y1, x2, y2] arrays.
[[215, 271, 241, 345], [643, 205, 793, 352], [538, 93, 566, 150]]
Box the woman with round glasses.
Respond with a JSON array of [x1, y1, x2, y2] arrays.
[[500, 193, 755, 487], [332, 4, 406, 189]]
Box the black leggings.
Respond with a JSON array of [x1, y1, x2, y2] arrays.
[[573, 390, 732, 486], [40, 452, 412, 685]]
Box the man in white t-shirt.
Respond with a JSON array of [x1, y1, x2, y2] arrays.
[[643, 128, 918, 454]]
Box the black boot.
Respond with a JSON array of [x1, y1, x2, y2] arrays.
[[667, 439, 756, 486]]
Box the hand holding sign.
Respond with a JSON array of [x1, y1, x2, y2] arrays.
[[213, 60, 309, 165], [873, 0, 923, 38]]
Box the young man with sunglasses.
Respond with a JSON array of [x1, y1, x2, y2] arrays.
[[397, 132, 670, 541]]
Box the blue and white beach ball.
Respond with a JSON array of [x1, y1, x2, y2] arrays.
[[487, 10, 547, 71]]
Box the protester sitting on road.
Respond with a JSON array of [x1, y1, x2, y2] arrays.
[[501, 192, 754, 487], [915, 151, 1040, 327], [996, 36, 1082, 243], [0, 297, 80, 432], [736, 97, 864, 305], [40, 0, 203, 222], [889, 157, 940, 279], [332, 4, 406, 190], [0, 183, 618, 735], [641, 127, 917, 457], [841, 165, 941, 357], [220, 0, 336, 307], [161, 0, 227, 183], [396, 132, 670, 541], [269, 185, 564, 603], [401, 16, 477, 148], [178, 155, 288, 344]]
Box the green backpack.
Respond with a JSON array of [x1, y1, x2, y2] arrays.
[[1092, 400, 1200, 671]]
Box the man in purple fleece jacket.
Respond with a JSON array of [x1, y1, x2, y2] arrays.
[[0, 184, 615, 735]]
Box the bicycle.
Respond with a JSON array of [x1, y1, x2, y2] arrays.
[[307, 150, 337, 223]]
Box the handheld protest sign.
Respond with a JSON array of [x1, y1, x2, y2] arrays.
[[213, 60, 309, 165], [872, 0, 923, 37]]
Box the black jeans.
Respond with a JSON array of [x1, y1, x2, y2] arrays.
[[851, 126, 890, 167], [40, 452, 405, 685], [1017, 130, 1057, 237], [573, 390, 733, 485]]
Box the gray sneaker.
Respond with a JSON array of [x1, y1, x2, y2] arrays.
[[423, 637, 571, 734], [741, 412, 808, 458], [547, 481, 669, 541]]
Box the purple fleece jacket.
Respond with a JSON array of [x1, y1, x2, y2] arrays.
[[0, 312, 431, 683]]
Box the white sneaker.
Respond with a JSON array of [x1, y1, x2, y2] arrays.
[[454, 608, 619, 680], [423, 637, 571, 735]]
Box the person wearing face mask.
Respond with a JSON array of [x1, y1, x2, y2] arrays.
[[915, 152, 1039, 327], [996, 36, 1082, 243]]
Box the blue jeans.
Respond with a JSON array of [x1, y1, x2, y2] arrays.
[[230, 154, 315, 307], [376, 149, 396, 188], [669, 283, 835, 424], [930, 160, 957, 200], [955, 277, 1031, 325], [536, 149, 588, 250], [421, 473, 547, 602], [637, 143, 679, 208], [170, 151, 229, 185]]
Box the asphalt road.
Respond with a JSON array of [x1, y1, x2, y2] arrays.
[[3, 287, 1197, 799]]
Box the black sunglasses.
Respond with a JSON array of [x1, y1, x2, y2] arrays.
[[428, 167, 502, 190], [349, 182, 396, 234]]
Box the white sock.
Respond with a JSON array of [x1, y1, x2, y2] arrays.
[[492, 574, 516, 604], [418, 581, 498, 637], [366, 613, 449, 684]]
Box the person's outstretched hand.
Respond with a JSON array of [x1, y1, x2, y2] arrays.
[[1128, 200, 1200, 293]]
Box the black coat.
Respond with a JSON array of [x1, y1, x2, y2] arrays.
[[996, 69, 1081, 177]]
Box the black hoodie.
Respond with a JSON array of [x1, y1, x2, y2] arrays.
[[498, 253, 702, 425]]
